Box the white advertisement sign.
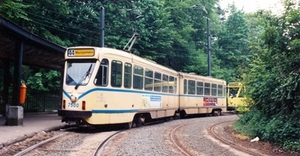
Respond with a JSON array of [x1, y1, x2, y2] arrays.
[[142, 94, 162, 108]]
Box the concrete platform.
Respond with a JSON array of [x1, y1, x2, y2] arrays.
[[0, 112, 66, 147]]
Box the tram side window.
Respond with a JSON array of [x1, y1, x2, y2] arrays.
[[212, 84, 217, 96], [204, 82, 210, 96], [169, 76, 177, 94], [188, 80, 195, 94], [162, 74, 168, 93], [184, 79, 187, 94], [174, 78, 177, 94], [133, 65, 144, 89], [218, 84, 223, 96], [124, 63, 132, 88], [197, 81, 203, 95], [169, 76, 176, 93], [94, 59, 109, 86], [111, 60, 122, 87], [154, 72, 162, 92], [145, 69, 153, 91]]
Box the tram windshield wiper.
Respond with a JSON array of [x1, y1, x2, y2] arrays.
[[75, 64, 92, 90]]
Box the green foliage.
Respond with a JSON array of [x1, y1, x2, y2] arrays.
[[24, 69, 61, 96], [283, 139, 300, 151], [0, 0, 226, 76], [235, 104, 249, 114], [237, 0, 300, 151], [214, 5, 250, 81], [0, 0, 29, 21], [235, 110, 300, 152], [234, 110, 267, 137]]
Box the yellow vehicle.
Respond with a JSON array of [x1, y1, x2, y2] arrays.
[[227, 82, 247, 111]]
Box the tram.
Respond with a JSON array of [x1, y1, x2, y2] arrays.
[[226, 82, 247, 111], [58, 47, 227, 127]]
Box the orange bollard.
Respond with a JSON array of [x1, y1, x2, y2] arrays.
[[20, 83, 27, 104]]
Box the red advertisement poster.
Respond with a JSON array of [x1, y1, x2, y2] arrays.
[[203, 98, 217, 106]]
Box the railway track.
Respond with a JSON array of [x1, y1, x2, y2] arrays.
[[2, 114, 273, 156], [167, 116, 266, 156], [208, 121, 264, 156], [93, 130, 123, 156], [14, 132, 69, 156], [0, 126, 125, 156], [170, 122, 194, 156]]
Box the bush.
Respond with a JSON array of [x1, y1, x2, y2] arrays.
[[283, 140, 300, 151], [233, 110, 267, 137], [234, 110, 300, 152]]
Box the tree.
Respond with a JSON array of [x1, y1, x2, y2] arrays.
[[0, 0, 29, 21], [25, 68, 61, 96], [0, 0, 229, 97], [214, 5, 250, 82], [235, 0, 300, 151]]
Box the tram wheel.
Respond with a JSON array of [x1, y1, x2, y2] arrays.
[[126, 122, 136, 129], [213, 110, 221, 116]]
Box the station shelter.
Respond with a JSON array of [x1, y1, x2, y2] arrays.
[[0, 16, 66, 125]]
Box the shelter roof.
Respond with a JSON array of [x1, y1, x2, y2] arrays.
[[0, 16, 66, 69]]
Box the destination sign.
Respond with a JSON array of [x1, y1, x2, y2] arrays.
[[67, 49, 95, 57]]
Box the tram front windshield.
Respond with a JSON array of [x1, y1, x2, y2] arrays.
[[66, 60, 96, 87]]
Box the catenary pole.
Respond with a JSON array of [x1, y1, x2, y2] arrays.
[[207, 18, 211, 76], [100, 7, 105, 47]]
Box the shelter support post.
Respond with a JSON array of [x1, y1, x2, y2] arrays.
[[1, 60, 10, 116], [7, 40, 24, 126]]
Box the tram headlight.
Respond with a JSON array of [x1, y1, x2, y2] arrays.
[[70, 95, 78, 103]]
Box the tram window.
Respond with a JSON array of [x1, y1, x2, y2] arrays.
[[162, 74, 168, 93], [133, 65, 143, 89], [212, 84, 217, 96], [145, 69, 153, 91], [94, 59, 109, 86], [197, 81, 203, 95], [174, 78, 177, 94], [154, 72, 161, 92], [188, 80, 195, 94], [184, 79, 187, 94], [66, 60, 96, 86], [204, 82, 210, 95], [169, 76, 175, 93], [218, 84, 223, 96], [111, 60, 122, 87], [124, 63, 132, 88]]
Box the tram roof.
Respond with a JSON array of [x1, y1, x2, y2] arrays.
[[0, 16, 66, 69], [179, 72, 226, 84]]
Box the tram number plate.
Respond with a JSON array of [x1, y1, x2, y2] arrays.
[[68, 103, 79, 108]]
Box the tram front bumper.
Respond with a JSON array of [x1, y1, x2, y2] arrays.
[[58, 109, 92, 118]]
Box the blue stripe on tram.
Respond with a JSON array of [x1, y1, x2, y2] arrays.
[[92, 109, 138, 114]]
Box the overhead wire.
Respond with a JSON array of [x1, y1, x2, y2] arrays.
[[21, 1, 101, 25], [11, 2, 210, 57], [29, 20, 99, 42], [26, 11, 101, 35]]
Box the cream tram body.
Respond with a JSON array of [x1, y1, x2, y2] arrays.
[[178, 73, 227, 116], [59, 47, 179, 125], [58, 46, 227, 126]]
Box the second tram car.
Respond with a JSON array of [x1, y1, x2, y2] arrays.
[[58, 47, 227, 127], [227, 82, 247, 111]]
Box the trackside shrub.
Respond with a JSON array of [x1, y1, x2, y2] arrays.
[[283, 140, 300, 151], [234, 110, 300, 152]]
